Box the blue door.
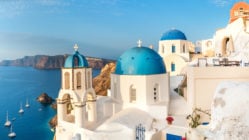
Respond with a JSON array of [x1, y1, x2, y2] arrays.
[[166, 133, 182, 140]]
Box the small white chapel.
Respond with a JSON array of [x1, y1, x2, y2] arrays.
[[55, 42, 171, 140]]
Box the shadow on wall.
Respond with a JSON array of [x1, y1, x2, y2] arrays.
[[151, 131, 162, 140]]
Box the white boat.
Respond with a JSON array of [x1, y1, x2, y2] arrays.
[[8, 125, 16, 138], [25, 99, 30, 108], [4, 111, 11, 127], [19, 103, 24, 114]]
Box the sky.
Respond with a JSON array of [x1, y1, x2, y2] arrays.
[[0, 0, 243, 60]]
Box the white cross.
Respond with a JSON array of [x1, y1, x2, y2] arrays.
[[74, 44, 79, 51], [137, 40, 142, 47]]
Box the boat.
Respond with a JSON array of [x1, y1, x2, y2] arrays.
[[25, 99, 30, 108], [4, 111, 11, 127], [8, 125, 16, 138], [18, 103, 24, 114]]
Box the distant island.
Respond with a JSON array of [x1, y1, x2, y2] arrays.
[[0, 55, 115, 69]]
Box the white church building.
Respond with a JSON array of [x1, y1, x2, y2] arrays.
[[55, 43, 172, 140], [111, 41, 170, 118], [158, 29, 194, 76]]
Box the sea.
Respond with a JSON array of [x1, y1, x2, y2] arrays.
[[0, 66, 100, 140]]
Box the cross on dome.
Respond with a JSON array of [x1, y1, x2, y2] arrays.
[[137, 40, 142, 47], [74, 44, 79, 51]]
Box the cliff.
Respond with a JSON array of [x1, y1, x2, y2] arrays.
[[0, 55, 115, 69], [93, 62, 116, 96]]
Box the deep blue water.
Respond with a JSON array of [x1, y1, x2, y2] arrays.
[[0, 66, 100, 140]]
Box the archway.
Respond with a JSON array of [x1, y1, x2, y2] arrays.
[[161, 45, 165, 54], [76, 72, 81, 89], [87, 71, 91, 88], [62, 94, 73, 115], [57, 93, 74, 123], [64, 72, 70, 89], [130, 85, 136, 103], [182, 44, 186, 53], [221, 37, 234, 56], [85, 91, 97, 122], [73, 56, 79, 67]]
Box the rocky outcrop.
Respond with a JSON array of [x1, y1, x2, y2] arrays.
[[0, 55, 115, 69], [51, 102, 57, 110], [93, 62, 116, 96], [49, 115, 57, 129], [37, 93, 54, 104]]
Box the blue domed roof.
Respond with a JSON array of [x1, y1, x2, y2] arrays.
[[115, 46, 166, 75], [64, 51, 89, 68], [160, 29, 187, 40]]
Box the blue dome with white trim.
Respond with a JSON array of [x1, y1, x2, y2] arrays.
[[160, 29, 187, 40], [115, 46, 166, 75], [64, 45, 88, 68]]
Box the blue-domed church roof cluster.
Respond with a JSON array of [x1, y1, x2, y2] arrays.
[[64, 44, 89, 68], [115, 41, 166, 75], [160, 29, 187, 41]]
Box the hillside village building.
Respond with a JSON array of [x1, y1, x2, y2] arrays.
[[158, 29, 194, 76], [55, 2, 249, 140], [185, 1, 249, 115], [197, 1, 249, 58]]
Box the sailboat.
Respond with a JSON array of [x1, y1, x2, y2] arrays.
[[8, 125, 16, 138], [4, 111, 11, 127], [25, 99, 30, 108], [18, 102, 24, 114]]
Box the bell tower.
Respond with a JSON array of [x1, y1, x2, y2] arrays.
[[57, 44, 97, 129]]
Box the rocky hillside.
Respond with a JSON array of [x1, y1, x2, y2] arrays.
[[93, 62, 116, 96], [0, 55, 115, 69]]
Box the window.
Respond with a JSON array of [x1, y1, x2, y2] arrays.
[[64, 72, 70, 89], [183, 44, 186, 53], [114, 83, 117, 99], [76, 72, 81, 89], [87, 71, 91, 88], [171, 62, 175, 72], [162, 45, 165, 53], [171, 45, 176, 53], [130, 85, 136, 103], [73, 57, 79, 67], [198, 58, 207, 67], [154, 84, 159, 102]]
